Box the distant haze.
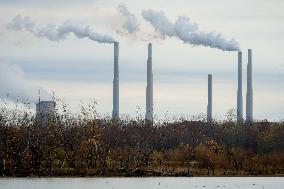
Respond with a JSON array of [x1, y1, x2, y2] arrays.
[[0, 60, 51, 103]]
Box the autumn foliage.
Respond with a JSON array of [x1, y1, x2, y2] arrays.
[[0, 103, 283, 176]]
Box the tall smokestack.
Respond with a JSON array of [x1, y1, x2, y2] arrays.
[[237, 51, 243, 122], [246, 49, 253, 122], [207, 74, 212, 122], [145, 43, 153, 122], [112, 42, 119, 119]]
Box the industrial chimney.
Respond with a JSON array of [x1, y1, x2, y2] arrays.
[[237, 51, 243, 122], [246, 49, 253, 122], [145, 43, 153, 122], [207, 74, 212, 122], [112, 42, 119, 119]]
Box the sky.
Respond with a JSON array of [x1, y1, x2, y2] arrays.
[[0, 0, 283, 121]]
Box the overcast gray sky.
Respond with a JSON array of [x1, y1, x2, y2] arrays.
[[0, 0, 283, 121]]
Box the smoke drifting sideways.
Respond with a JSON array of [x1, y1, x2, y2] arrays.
[[0, 60, 51, 104], [7, 15, 115, 44], [142, 10, 240, 51], [117, 4, 139, 34]]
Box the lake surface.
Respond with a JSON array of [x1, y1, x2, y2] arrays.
[[0, 177, 283, 189]]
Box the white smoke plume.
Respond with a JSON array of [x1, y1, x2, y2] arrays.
[[7, 15, 115, 44], [0, 60, 51, 104], [142, 10, 240, 51], [117, 4, 139, 34]]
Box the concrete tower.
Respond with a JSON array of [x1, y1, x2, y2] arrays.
[[207, 74, 212, 122], [237, 51, 243, 122], [145, 43, 153, 122], [246, 49, 253, 122], [112, 42, 119, 119]]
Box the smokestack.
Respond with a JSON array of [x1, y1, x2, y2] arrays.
[[145, 43, 153, 122], [112, 42, 119, 119], [207, 74, 212, 122], [237, 51, 243, 122], [246, 49, 253, 122]]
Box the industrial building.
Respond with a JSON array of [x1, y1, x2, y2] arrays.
[[36, 100, 56, 125]]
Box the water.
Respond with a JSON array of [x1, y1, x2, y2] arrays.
[[0, 177, 283, 189]]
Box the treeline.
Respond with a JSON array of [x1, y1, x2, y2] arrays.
[[0, 104, 283, 176]]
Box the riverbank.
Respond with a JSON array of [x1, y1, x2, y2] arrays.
[[1, 177, 284, 189]]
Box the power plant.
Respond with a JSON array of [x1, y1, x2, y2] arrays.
[[112, 42, 119, 120], [207, 74, 213, 122], [237, 51, 243, 122], [9, 12, 258, 123], [145, 43, 153, 122], [246, 49, 253, 122], [34, 44, 254, 124]]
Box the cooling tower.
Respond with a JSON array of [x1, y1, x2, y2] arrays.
[[112, 42, 119, 119], [145, 43, 153, 122], [246, 49, 253, 122], [207, 74, 212, 122], [237, 51, 243, 122]]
